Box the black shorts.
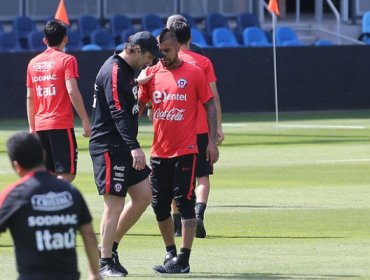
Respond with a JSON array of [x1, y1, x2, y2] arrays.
[[37, 129, 77, 175], [195, 133, 213, 177], [91, 150, 151, 197], [150, 154, 196, 219]]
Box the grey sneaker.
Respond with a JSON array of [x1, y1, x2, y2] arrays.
[[153, 257, 190, 274], [195, 218, 206, 238]]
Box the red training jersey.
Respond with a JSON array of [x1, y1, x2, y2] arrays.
[[178, 49, 217, 134], [139, 61, 213, 158], [26, 48, 79, 131]]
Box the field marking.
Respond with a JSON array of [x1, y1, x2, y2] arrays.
[[223, 123, 246, 127], [221, 158, 370, 168], [278, 124, 366, 130], [279, 158, 370, 166]]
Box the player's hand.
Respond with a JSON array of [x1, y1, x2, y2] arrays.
[[206, 141, 219, 164], [217, 128, 224, 145], [131, 148, 146, 170], [82, 120, 92, 137], [136, 70, 154, 85]]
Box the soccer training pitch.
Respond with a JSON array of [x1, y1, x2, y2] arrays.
[[1, 111, 370, 279]]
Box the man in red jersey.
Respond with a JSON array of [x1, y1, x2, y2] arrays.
[[26, 20, 91, 183], [168, 19, 225, 238], [139, 28, 219, 274], [0, 132, 101, 280]]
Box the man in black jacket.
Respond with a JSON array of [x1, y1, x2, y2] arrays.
[[89, 31, 163, 277]]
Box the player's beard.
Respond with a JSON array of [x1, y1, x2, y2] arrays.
[[161, 57, 179, 69]]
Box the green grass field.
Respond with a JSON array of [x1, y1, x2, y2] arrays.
[[1, 111, 370, 279]]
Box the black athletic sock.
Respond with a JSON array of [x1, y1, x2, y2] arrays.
[[166, 245, 177, 256], [177, 248, 191, 264], [195, 202, 207, 220], [100, 257, 113, 266], [112, 241, 119, 253]]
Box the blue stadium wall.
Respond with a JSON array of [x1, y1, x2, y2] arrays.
[[1, 45, 370, 119]]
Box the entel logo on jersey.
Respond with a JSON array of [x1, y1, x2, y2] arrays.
[[32, 61, 56, 72], [152, 90, 187, 104], [31, 191, 73, 211]]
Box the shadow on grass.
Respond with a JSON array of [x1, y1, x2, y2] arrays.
[[163, 272, 358, 279], [128, 272, 359, 279], [92, 232, 343, 240], [0, 244, 13, 248]]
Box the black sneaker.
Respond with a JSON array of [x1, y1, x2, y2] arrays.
[[112, 251, 128, 275], [153, 257, 190, 274], [99, 262, 126, 277], [195, 218, 206, 238], [164, 251, 177, 264], [98, 245, 128, 276]]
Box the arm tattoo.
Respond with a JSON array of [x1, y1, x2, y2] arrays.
[[204, 99, 217, 143]]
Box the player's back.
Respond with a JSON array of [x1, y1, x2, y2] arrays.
[[0, 171, 90, 279], [26, 48, 77, 131]]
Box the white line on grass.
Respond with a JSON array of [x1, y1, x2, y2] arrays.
[[284, 158, 370, 166], [221, 158, 370, 168], [278, 124, 366, 130], [222, 123, 246, 127], [255, 158, 370, 167]]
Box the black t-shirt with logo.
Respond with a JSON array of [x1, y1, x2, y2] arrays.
[[0, 171, 92, 280]]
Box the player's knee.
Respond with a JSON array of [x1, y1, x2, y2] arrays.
[[131, 180, 153, 207], [152, 200, 171, 222], [141, 190, 152, 207]]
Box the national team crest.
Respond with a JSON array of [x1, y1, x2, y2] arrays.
[[177, 78, 187, 88], [114, 183, 122, 192]]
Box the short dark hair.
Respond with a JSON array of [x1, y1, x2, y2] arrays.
[[169, 20, 191, 45], [6, 132, 44, 169], [166, 14, 187, 28], [124, 42, 148, 55], [158, 28, 178, 44], [44, 19, 67, 47]]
